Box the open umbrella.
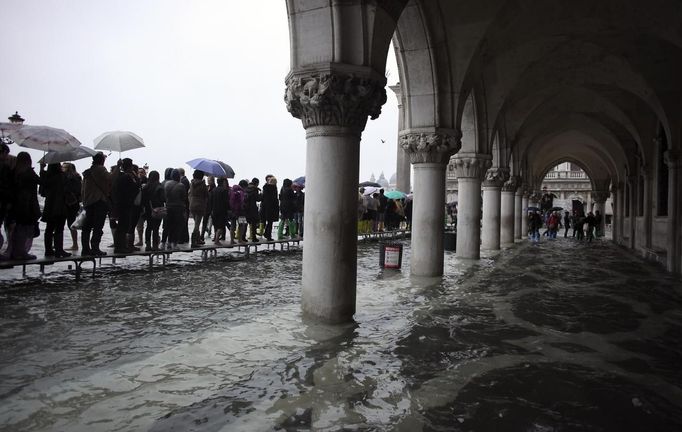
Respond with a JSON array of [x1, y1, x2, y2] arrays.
[[186, 158, 235, 178], [359, 181, 381, 188], [551, 206, 563, 211], [94, 131, 145, 157], [293, 176, 305, 187], [527, 206, 540, 212], [0, 122, 22, 145], [362, 186, 379, 196], [11, 125, 82, 152], [39, 145, 98, 164], [384, 190, 406, 200]]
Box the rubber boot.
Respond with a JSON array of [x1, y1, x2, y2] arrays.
[[81, 230, 92, 256], [54, 232, 71, 258], [44, 229, 55, 257], [288, 219, 297, 239], [128, 234, 140, 251], [214, 229, 223, 245], [191, 231, 200, 248]]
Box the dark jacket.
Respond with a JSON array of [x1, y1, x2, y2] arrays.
[[64, 172, 82, 210], [210, 185, 230, 220], [244, 183, 261, 223], [12, 168, 41, 225], [165, 180, 187, 210], [113, 171, 139, 211], [39, 166, 68, 222], [189, 179, 209, 215], [294, 190, 305, 213], [260, 183, 279, 222], [141, 181, 165, 218], [279, 186, 296, 219]]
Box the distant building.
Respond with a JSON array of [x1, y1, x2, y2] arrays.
[[541, 162, 613, 220], [377, 172, 389, 189]]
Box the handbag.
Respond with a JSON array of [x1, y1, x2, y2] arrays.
[[151, 206, 167, 220], [70, 207, 87, 230]]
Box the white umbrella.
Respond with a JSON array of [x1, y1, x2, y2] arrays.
[[0, 122, 22, 145], [39, 145, 98, 164], [10, 124, 82, 152], [94, 131, 145, 158]]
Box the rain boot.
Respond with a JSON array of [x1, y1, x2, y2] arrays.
[[277, 220, 285, 240], [44, 229, 55, 257], [191, 231, 199, 248], [81, 230, 92, 256], [288, 219, 297, 239], [55, 232, 71, 258], [214, 229, 223, 245]]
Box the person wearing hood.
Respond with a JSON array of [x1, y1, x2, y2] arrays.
[[80, 152, 111, 256], [112, 158, 139, 253], [245, 177, 261, 242], [160, 167, 174, 248], [260, 176, 279, 241], [209, 178, 230, 245], [277, 178, 297, 240], [188, 170, 209, 247], [229, 180, 247, 243], [39, 163, 70, 257], [164, 169, 187, 250]]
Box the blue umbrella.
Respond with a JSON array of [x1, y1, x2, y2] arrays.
[[186, 158, 235, 178], [293, 176, 305, 187], [384, 190, 406, 200]]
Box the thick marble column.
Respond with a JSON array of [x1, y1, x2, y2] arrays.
[[592, 190, 609, 238], [453, 154, 492, 259], [481, 168, 508, 250], [401, 132, 461, 276], [514, 188, 524, 240], [285, 71, 386, 323], [521, 192, 529, 238], [664, 150, 681, 274], [610, 183, 621, 243], [500, 177, 519, 245]]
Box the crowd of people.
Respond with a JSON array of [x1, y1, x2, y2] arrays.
[[527, 209, 603, 244], [0, 146, 308, 260], [357, 187, 412, 234]]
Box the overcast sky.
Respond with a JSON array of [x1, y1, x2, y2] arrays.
[[1, 0, 400, 185]]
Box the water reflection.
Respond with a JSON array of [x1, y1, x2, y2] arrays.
[[1, 239, 682, 431]]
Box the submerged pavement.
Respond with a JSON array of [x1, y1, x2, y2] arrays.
[[1, 236, 681, 431]]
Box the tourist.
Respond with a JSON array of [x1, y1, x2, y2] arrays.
[[260, 176, 279, 241], [160, 167, 174, 249], [357, 188, 367, 234], [141, 170, 165, 251], [126, 164, 143, 251], [529, 210, 542, 244], [278, 178, 296, 240], [547, 211, 559, 239], [293, 183, 304, 238], [134, 166, 148, 247], [404, 197, 413, 230], [81, 152, 111, 256], [7, 152, 41, 260], [585, 211, 596, 242], [189, 169, 209, 247], [563, 211, 571, 238], [594, 210, 603, 237], [575, 211, 586, 240], [40, 163, 71, 257], [230, 180, 248, 243], [202, 176, 216, 241], [178, 167, 190, 244], [377, 189, 387, 232], [210, 178, 230, 245], [164, 169, 187, 250], [62, 163, 82, 250], [112, 158, 139, 253], [364, 192, 377, 233], [571, 210, 579, 238], [370, 193, 380, 232], [0, 143, 16, 258], [245, 178, 261, 242]]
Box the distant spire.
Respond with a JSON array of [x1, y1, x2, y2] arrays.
[[369, 173, 376, 182]]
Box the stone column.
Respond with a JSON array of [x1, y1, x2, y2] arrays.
[[500, 176, 519, 245], [285, 71, 386, 323], [514, 187, 524, 240], [521, 192, 529, 238], [481, 168, 508, 250], [401, 132, 461, 276], [390, 83, 410, 194], [592, 190, 609, 239], [453, 154, 492, 259], [616, 183, 625, 244], [664, 150, 681, 274], [610, 183, 621, 243], [627, 175, 637, 249]]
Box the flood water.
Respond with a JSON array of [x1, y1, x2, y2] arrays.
[[1, 236, 682, 431]]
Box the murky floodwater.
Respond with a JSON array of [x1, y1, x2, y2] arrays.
[[1, 236, 682, 431]]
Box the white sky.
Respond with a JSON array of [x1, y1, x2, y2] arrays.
[[1, 0, 400, 184]]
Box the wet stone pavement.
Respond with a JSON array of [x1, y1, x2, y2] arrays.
[[1, 236, 681, 431]]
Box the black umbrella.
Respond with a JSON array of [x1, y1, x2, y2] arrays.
[[359, 181, 381, 187]]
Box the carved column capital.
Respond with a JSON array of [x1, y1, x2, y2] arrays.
[[482, 167, 509, 188], [592, 190, 610, 204], [664, 150, 682, 169], [502, 175, 520, 193], [400, 131, 462, 164], [284, 71, 387, 131], [452, 154, 492, 180]]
